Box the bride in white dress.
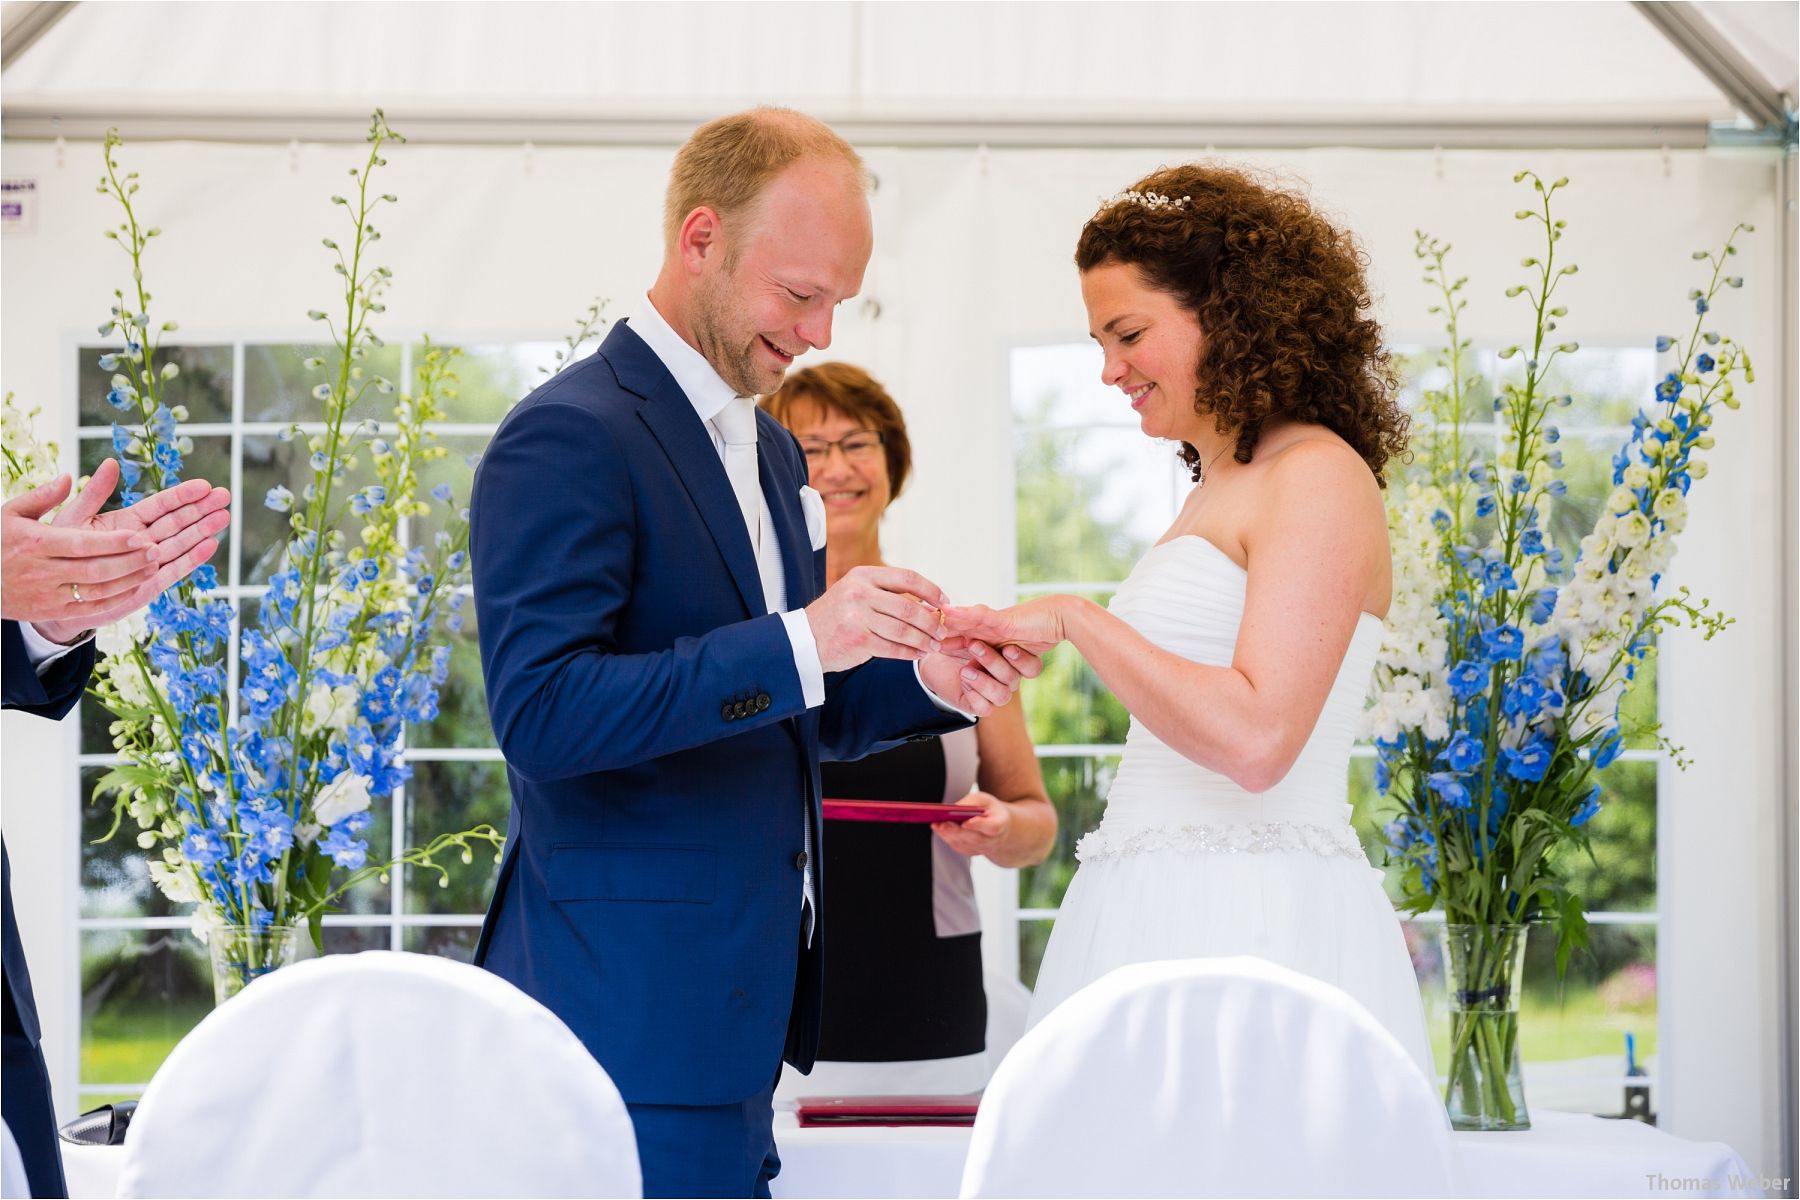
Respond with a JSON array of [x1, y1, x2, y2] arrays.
[[943, 163, 1434, 1077]]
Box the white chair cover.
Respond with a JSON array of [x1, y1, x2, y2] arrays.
[[981, 969, 1032, 1075], [960, 956, 1454, 1199], [118, 950, 640, 1199], [1, 1119, 31, 1198]]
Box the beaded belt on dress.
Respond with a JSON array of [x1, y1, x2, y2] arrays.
[[1075, 820, 1368, 864]]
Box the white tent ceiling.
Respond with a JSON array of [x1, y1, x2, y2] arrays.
[[2, 1, 1794, 148]]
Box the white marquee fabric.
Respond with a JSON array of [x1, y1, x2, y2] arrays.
[[0, 1, 1793, 131]]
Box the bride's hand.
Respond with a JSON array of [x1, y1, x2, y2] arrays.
[[938, 597, 1065, 657]]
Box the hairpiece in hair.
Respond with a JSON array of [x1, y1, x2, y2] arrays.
[[1100, 189, 1192, 212]]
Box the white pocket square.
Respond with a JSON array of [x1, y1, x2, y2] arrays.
[[799, 485, 827, 551]]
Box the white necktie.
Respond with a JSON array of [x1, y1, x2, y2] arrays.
[[716, 395, 762, 554], [715, 395, 812, 942]]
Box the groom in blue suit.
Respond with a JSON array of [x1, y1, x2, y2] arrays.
[[470, 108, 1038, 1198]]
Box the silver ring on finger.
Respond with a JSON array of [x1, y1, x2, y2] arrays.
[[69, 582, 84, 604]]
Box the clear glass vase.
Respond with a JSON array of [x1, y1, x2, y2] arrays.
[[1442, 922, 1532, 1131], [208, 924, 300, 1005]]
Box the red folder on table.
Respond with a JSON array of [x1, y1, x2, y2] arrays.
[[821, 799, 979, 824], [794, 1094, 982, 1127]]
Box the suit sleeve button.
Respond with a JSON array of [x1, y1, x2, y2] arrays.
[[794, 851, 809, 870], [756, 693, 771, 711], [722, 703, 735, 721]]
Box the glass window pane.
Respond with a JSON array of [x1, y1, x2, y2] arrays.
[[1514, 346, 1658, 429], [243, 344, 403, 424], [1010, 344, 1134, 428], [1617, 651, 1659, 751], [239, 431, 378, 585], [1553, 758, 1657, 913], [412, 605, 494, 749], [80, 765, 156, 919], [1015, 427, 1175, 585], [429, 343, 560, 423], [321, 924, 390, 954], [404, 760, 509, 915], [79, 928, 210, 1090], [78, 435, 232, 570], [1018, 755, 1118, 915], [1393, 345, 1500, 427], [79, 344, 232, 427], [404, 924, 482, 962], [1019, 620, 1129, 747], [411, 433, 487, 555]]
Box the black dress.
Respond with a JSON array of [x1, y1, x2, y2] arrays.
[[816, 726, 986, 1063]]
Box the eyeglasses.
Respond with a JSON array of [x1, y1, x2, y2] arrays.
[[799, 430, 886, 464]]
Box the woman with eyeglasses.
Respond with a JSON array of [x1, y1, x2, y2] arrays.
[[761, 361, 1056, 1098]]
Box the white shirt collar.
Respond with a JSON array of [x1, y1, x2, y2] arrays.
[[627, 292, 742, 424]]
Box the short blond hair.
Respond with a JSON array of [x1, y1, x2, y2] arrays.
[[663, 107, 868, 251]]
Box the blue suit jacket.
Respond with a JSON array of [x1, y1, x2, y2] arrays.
[[4, 619, 96, 1049], [469, 323, 969, 1107]]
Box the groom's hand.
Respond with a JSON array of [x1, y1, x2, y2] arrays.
[[805, 565, 950, 672], [919, 638, 1043, 716]]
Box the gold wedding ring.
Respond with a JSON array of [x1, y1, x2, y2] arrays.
[[69, 582, 84, 604]]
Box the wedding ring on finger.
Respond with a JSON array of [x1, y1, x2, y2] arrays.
[[69, 582, 84, 604]]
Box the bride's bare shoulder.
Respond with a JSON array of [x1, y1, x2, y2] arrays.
[[1245, 430, 1388, 542]]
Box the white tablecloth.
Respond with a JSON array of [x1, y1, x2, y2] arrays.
[[62, 1110, 1763, 1199]]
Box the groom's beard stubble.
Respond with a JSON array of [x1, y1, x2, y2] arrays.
[[693, 272, 778, 398]]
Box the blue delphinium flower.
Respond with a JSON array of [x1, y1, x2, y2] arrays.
[[1571, 784, 1602, 827], [1448, 659, 1491, 702], [431, 482, 453, 503], [1427, 771, 1473, 810], [1501, 737, 1555, 782], [1528, 588, 1558, 625], [1444, 732, 1484, 772], [1482, 624, 1525, 661], [183, 827, 228, 868], [320, 826, 368, 870]]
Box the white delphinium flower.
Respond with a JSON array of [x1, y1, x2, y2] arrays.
[[302, 682, 361, 735], [312, 771, 374, 826], [1365, 483, 1454, 739], [148, 859, 204, 905], [1, 393, 61, 497], [95, 610, 150, 659]]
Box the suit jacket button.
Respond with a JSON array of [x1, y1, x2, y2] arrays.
[[756, 693, 771, 711], [722, 703, 735, 721], [737, 700, 751, 718], [794, 850, 809, 870]]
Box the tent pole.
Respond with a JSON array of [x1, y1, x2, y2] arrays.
[[0, 103, 1721, 150], [0, 1, 76, 72], [1631, 1, 1795, 137]]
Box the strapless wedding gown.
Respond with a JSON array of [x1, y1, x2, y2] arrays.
[[1028, 535, 1435, 1078]]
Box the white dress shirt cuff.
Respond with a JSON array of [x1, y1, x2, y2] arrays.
[[780, 609, 826, 709], [916, 659, 979, 721], [19, 620, 88, 675]]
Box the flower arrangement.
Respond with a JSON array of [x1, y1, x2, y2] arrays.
[[3, 392, 60, 497], [85, 113, 502, 983], [1363, 172, 1749, 1126]]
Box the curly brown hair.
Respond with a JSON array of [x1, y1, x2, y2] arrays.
[[1076, 164, 1409, 485]]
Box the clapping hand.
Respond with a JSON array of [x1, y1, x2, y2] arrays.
[[3, 459, 231, 644]]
